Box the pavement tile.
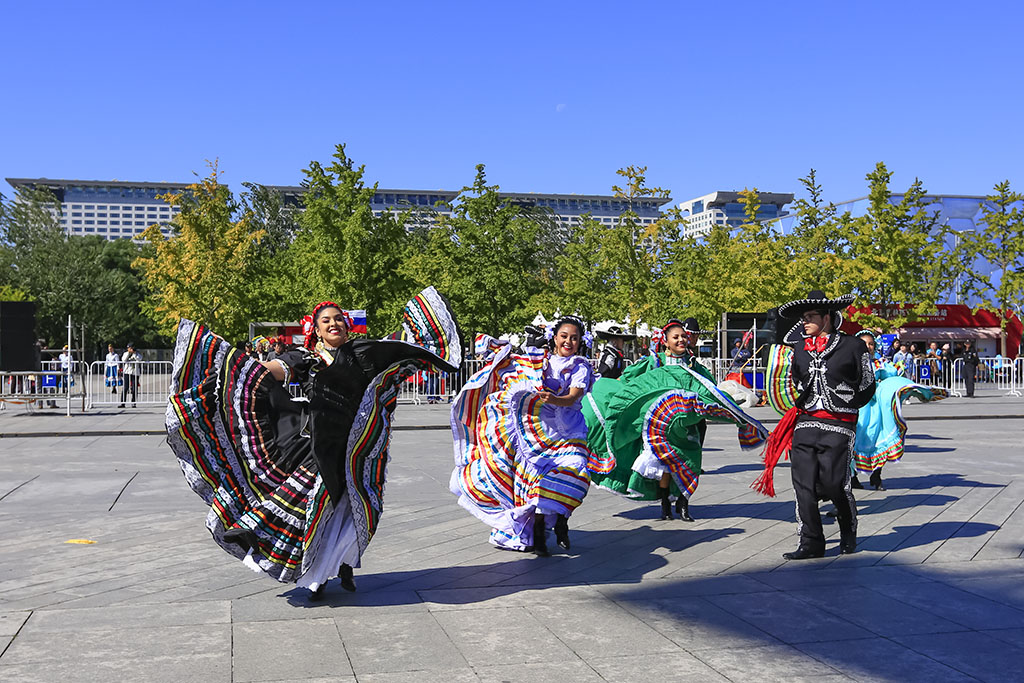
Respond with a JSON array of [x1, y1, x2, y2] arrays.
[[896, 630, 1024, 682], [870, 580, 1024, 630], [0, 611, 30, 637], [615, 596, 778, 650], [524, 599, 679, 658], [980, 627, 1024, 648], [336, 611, 468, 674], [588, 651, 730, 681], [708, 590, 873, 644], [232, 618, 352, 682], [475, 659, 604, 683], [418, 583, 602, 611], [433, 606, 576, 666], [694, 643, 847, 682], [1, 623, 231, 666], [787, 585, 965, 637], [0, 655, 231, 683], [19, 600, 229, 632], [359, 671, 479, 683], [797, 636, 976, 682]]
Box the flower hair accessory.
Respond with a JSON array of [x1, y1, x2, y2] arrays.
[[650, 328, 665, 353], [548, 315, 590, 352], [303, 301, 346, 350]]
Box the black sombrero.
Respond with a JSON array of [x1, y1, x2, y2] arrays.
[[663, 317, 700, 335], [778, 290, 855, 343], [597, 324, 636, 340]]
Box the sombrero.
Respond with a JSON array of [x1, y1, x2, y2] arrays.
[[596, 324, 636, 340], [778, 290, 855, 343], [663, 317, 700, 335]]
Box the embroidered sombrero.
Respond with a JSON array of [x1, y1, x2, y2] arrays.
[[778, 290, 855, 343], [596, 324, 636, 340]]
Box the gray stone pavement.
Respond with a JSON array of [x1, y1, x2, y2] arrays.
[[0, 397, 1023, 681]]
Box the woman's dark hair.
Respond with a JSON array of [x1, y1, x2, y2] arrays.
[[548, 316, 589, 355]]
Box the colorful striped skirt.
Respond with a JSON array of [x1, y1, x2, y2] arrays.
[[450, 345, 603, 550]]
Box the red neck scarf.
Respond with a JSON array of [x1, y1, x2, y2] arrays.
[[804, 334, 829, 352]]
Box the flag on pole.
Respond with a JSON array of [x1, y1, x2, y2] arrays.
[[741, 324, 755, 348]]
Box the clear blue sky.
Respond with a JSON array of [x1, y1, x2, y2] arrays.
[[2, 1, 1020, 204]]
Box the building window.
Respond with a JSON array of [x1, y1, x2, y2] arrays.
[[72, 219, 82, 225], [97, 220, 107, 226], [110, 220, 119, 225], [71, 212, 82, 217], [97, 213, 107, 218], [85, 220, 95, 225], [135, 221, 145, 226]]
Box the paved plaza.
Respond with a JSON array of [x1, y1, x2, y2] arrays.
[[1, 396, 1023, 682]]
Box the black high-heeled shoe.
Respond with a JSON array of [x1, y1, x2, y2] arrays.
[[869, 468, 885, 491], [658, 487, 672, 520], [339, 563, 357, 592], [675, 495, 694, 522], [532, 514, 550, 556], [554, 514, 570, 550]]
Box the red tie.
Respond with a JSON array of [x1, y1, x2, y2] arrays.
[[804, 335, 828, 352]]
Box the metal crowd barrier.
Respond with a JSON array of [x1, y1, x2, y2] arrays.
[[949, 357, 1021, 397], [0, 369, 85, 411], [83, 360, 174, 407]]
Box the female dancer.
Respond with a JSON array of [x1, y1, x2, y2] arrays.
[[450, 316, 611, 556], [852, 330, 948, 490], [585, 318, 768, 520], [167, 287, 461, 599]]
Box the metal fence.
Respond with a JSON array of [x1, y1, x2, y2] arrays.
[[6, 352, 1022, 412], [947, 357, 1022, 398]]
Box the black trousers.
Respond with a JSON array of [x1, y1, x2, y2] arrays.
[[964, 364, 976, 396], [790, 417, 857, 550], [121, 374, 138, 403]]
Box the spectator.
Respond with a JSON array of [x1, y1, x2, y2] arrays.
[[892, 343, 913, 378], [962, 341, 980, 397], [104, 343, 121, 395], [267, 337, 287, 362], [57, 345, 73, 392], [941, 343, 954, 386], [730, 339, 752, 371], [119, 342, 142, 408]]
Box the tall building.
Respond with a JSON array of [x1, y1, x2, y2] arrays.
[[498, 192, 671, 227], [268, 186, 459, 230], [5, 178, 673, 240], [679, 190, 794, 238], [5, 178, 186, 240]]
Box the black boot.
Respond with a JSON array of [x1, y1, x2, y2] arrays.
[[782, 545, 825, 560], [554, 514, 570, 550], [339, 563, 357, 592], [658, 487, 672, 520], [532, 514, 549, 556], [675, 495, 694, 522], [851, 475, 864, 489], [869, 468, 885, 491]]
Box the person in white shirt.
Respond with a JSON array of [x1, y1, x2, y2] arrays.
[[104, 344, 121, 394], [119, 343, 142, 407]]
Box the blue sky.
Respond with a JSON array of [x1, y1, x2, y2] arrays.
[[2, 1, 1020, 205]]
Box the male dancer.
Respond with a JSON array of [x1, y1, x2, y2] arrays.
[[596, 324, 634, 379], [754, 291, 876, 559]]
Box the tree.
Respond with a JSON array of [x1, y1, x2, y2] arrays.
[[284, 144, 416, 333], [405, 164, 552, 336], [785, 169, 849, 296], [959, 180, 1024, 355], [134, 164, 266, 340], [839, 162, 950, 332]]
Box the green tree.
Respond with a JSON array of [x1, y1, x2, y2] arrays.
[[284, 145, 415, 332], [840, 162, 949, 332], [785, 169, 850, 296], [405, 164, 551, 336], [134, 164, 266, 340], [959, 180, 1024, 355]]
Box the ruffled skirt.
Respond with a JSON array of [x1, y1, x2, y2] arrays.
[[450, 347, 609, 550]]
